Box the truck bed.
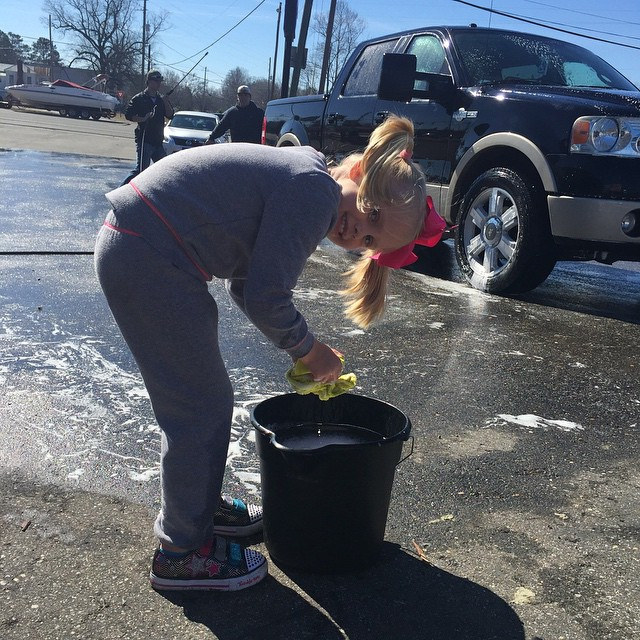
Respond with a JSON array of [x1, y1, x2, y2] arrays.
[[263, 94, 327, 148]]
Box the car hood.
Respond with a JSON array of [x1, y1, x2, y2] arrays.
[[476, 85, 640, 117], [164, 126, 211, 139]]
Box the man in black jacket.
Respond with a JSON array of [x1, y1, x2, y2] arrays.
[[205, 85, 264, 145], [121, 69, 174, 185]]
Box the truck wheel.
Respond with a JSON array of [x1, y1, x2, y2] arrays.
[[454, 167, 556, 294], [79, 109, 91, 119], [59, 109, 67, 117], [91, 113, 101, 120], [68, 108, 79, 118]]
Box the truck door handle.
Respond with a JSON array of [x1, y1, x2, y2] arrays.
[[327, 113, 345, 124], [375, 111, 390, 124]]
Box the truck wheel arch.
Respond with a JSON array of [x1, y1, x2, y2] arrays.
[[444, 133, 557, 223], [276, 132, 303, 147]]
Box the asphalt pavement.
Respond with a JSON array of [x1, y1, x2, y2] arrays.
[[0, 108, 639, 640]]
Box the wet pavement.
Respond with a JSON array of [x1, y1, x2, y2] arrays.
[[0, 113, 639, 640]]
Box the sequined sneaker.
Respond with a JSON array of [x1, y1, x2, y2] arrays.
[[150, 537, 267, 591], [213, 495, 263, 537]]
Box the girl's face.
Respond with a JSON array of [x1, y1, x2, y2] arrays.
[[327, 176, 416, 252]]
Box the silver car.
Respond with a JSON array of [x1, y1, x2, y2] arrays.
[[163, 110, 227, 153]]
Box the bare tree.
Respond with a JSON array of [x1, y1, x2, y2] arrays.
[[304, 1, 365, 92], [248, 78, 273, 109], [219, 67, 252, 107], [43, 0, 167, 89], [213, 68, 274, 110]]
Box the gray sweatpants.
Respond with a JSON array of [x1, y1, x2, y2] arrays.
[[94, 224, 234, 549]]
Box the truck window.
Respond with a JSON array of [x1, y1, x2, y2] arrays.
[[406, 34, 451, 92], [452, 31, 637, 90], [343, 39, 398, 97], [406, 35, 451, 75], [563, 62, 612, 88]]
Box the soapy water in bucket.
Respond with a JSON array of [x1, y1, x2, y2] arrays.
[[269, 423, 385, 450]]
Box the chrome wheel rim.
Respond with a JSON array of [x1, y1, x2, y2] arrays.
[[462, 186, 519, 277]]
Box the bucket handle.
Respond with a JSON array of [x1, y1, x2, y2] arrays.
[[396, 435, 414, 466], [259, 426, 414, 458], [260, 427, 291, 453]]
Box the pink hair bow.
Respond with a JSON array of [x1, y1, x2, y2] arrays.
[[370, 196, 446, 269]]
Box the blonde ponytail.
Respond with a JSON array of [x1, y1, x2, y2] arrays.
[[341, 254, 390, 328], [357, 116, 420, 218], [339, 115, 426, 327]]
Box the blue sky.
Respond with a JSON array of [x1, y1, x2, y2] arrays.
[[3, 0, 640, 89]]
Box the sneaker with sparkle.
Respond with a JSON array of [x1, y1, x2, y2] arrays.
[[150, 536, 267, 591], [213, 495, 263, 537]]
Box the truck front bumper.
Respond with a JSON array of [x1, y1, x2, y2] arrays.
[[547, 195, 640, 245]]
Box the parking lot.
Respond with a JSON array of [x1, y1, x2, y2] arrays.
[[1, 108, 639, 640]]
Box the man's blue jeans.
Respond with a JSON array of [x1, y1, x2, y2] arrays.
[[121, 140, 166, 186]]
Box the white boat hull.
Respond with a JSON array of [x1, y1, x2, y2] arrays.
[[6, 84, 119, 115]]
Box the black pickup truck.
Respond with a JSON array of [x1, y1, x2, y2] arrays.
[[263, 26, 640, 294]]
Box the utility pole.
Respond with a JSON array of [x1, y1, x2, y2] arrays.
[[289, 0, 312, 97], [281, 0, 297, 98], [318, 0, 336, 94], [270, 2, 282, 100], [141, 0, 147, 84], [48, 15, 54, 82], [203, 67, 207, 109]]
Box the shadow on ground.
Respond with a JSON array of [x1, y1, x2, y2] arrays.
[[408, 242, 640, 325], [161, 543, 524, 640]]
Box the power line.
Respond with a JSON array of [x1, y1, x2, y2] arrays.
[[520, 15, 640, 42], [156, 38, 226, 79], [162, 61, 222, 86], [167, 0, 268, 66], [5, 34, 72, 47], [521, 0, 640, 27], [453, 0, 640, 51]]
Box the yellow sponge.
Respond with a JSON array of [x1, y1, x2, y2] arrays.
[[285, 357, 357, 401]]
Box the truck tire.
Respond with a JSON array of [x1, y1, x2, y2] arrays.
[[454, 167, 556, 294], [79, 109, 91, 119]]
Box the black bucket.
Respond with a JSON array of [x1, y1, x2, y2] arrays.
[[251, 393, 413, 572]]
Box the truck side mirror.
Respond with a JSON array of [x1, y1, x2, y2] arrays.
[[377, 54, 417, 102]]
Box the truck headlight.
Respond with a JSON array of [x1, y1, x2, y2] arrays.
[[571, 116, 639, 157], [591, 118, 618, 152]]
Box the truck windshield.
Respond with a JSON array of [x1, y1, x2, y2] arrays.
[[170, 115, 218, 130], [453, 31, 638, 91]]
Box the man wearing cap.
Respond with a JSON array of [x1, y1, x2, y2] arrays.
[[121, 69, 174, 185], [205, 85, 264, 145]]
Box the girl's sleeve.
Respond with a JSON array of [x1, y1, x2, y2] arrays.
[[237, 172, 339, 360]]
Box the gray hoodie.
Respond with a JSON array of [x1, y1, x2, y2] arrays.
[[105, 143, 341, 359]]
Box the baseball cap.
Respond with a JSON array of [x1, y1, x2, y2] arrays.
[[237, 85, 251, 95], [147, 69, 163, 82]]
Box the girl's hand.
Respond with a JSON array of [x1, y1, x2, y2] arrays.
[[298, 340, 343, 383]]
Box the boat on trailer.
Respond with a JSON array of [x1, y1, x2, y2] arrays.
[[5, 75, 119, 120]]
